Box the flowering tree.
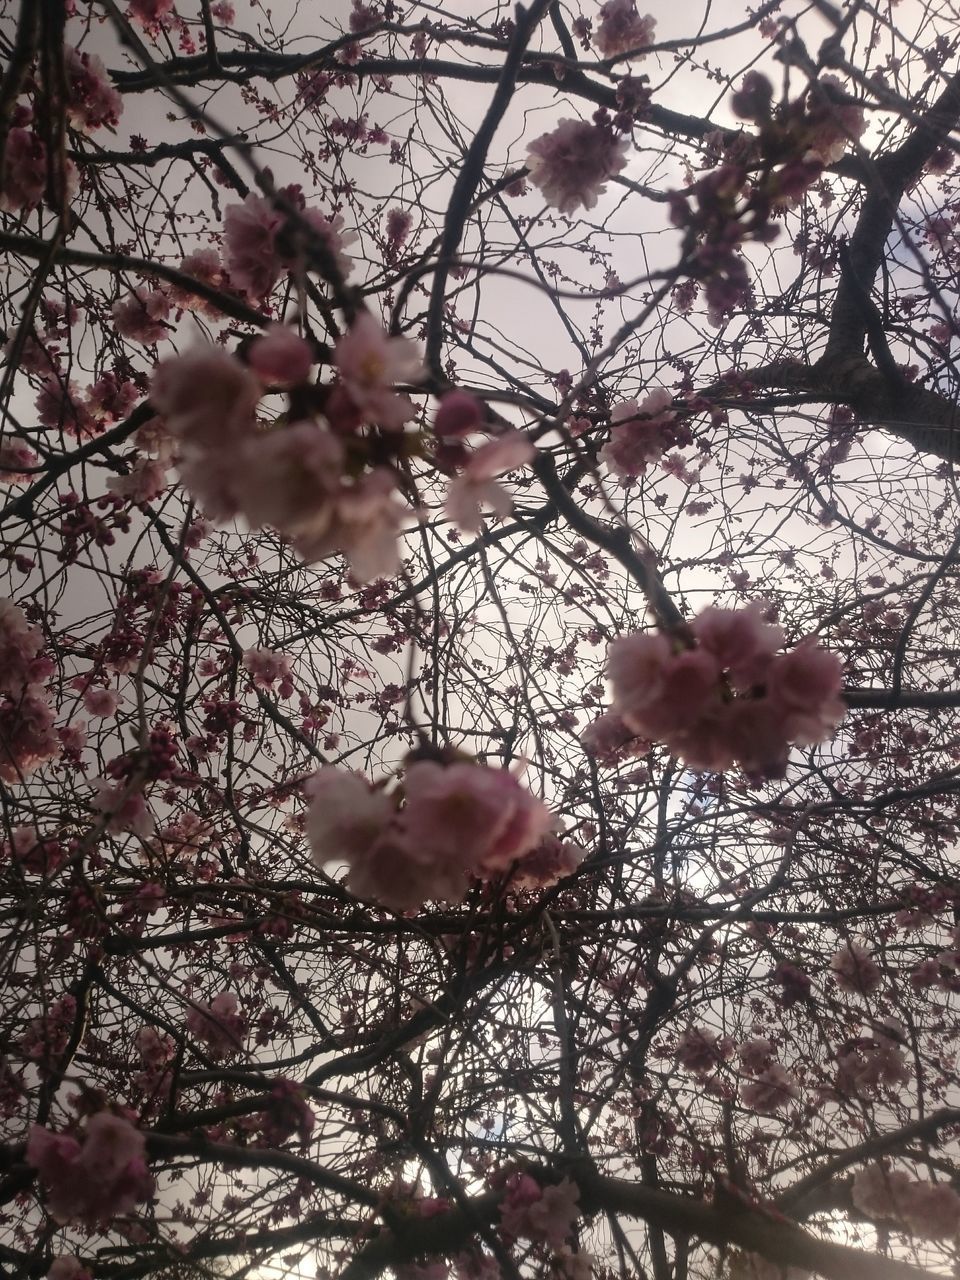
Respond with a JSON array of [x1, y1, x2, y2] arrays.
[[4, 0, 960, 1277]]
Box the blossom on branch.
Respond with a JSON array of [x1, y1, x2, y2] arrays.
[[27, 1112, 154, 1227], [526, 117, 630, 215], [594, 1, 656, 59]]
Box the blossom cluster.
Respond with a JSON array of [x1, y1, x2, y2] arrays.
[[608, 603, 844, 774], [434, 390, 536, 532], [223, 192, 355, 299], [593, 1, 656, 59], [0, 599, 58, 782], [852, 1164, 960, 1239], [27, 1111, 154, 1228], [499, 1174, 592, 1280], [600, 387, 691, 481], [151, 316, 422, 581], [526, 112, 630, 215], [305, 757, 557, 911], [669, 74, 865, 325]]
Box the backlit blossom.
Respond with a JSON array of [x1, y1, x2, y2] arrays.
[[804, 77, 866, 165], [0, 129, 46, 212], [600, 388, 678, 479], [333, 312, 424, 429], [27, 1112, 153, 1227], [150, 346, 261, 448], [65, 48, 123, 132], [185, 992, 247, 1057], [129, 0, 175, 30], [305, 759, 556, 912], [740, 1062, 799, 1112], [112, 290, 171, 345], [0, 440, 38, 483], [526, 118, 630, 214], [446, 430, 534, 532], [249, 326, 315, 386], [608, 605, 844, 774], [830, 941, 881, 995], [676, 1024, 732, 1073], [594, 1, 656, 59], [243, 648, 294, 696], [223, 195, 286, 298]]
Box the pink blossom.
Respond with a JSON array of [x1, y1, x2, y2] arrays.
[[900, 1180, 960, 1238], [580, 710, 645, 765], [0, 129, 46, 213], [210, 1, 235, 19], [804, 78, 866, 165], [170, 248, 225, 314], [609, 634, 721, 740], [333, 312, 424, 430], [27, 1112, 153, 1227], [676, 1025, 732, 1073], [36, 376, 98, 439], [446, 431, 535, 532], [47, 1257, 92, 1280], [305, 767, 394, 869], [740, 1062, 799, 1112], [434, 390, 484, 438], [83, 686, 123, 719], [594, 1, 656, 59], [107, 457, 169, 505], [65, 48, 123, 132], [301, 209, 356, 281], [765, 639, 844, 745], [249, 326, 315, 386], [0, 597, 45, 694], [0, 686, 59, 782], [90, 779, 154, 836], [525, 1178, 581, 1247], [526, 118, 630, 214], [509, 833, 585, 890], [230, 421, 344, 534], [150, 346, 261, 449], [2, 827, 66, 876], [830, 941, 882, 996], [128, 0, 175, 30], [223, 195, 286, 298], [837, 1037, 909, 1094], [291, 467, 407, 582], [112, 290, 171, 345], [738, 1038, 774, 1073], [258, 1080, 315, 1146], [185, 991, 247, 1057], [852, 1164, 920, 1223], [386, 207, 414, 245], [243, 648, 294, 696], [600, 388, 677, 479], [691, 602, 784, 691], [403, 760, 554, 876], [500, 1172, 545, 1240], [87, 373, 138, 423]]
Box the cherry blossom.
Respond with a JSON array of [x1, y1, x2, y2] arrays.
[[248, 326, 315, 386], [185, 992, 247, 1057], [600, 389, 678, 480], [0, 129, 46, 213], [111, 290, 172, 345], [526, 117, 630, 214], [243, 648, 294, 696], [333, 312, 424, 429], [446, 431, 535, 532], [27, 1112, 154, 1227], [47, 1257, 92, 1280], [64, 48, 123, 132], [594, 1, 656, 59], [829, 941, 882, 996], [740, 1063, 800, 1112], [128, 0, 175, 30], [150, 346, 261, 448], [676, 1025, 733, 1073]]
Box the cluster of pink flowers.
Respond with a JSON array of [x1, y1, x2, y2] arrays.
[[128, 0, 175, 31], [0, 599, 59, 782], [580, 710, 646, 765], [829, 941, 881, 996], [258, 1080, 316, 1146], [600, 388, 691, 480], [65, 47, 123, 133], [740, 1062, 799, 1113], [27, 1111, 154, 1227], [675, 1024, 733, 1073], [243, 648, 294, 696], [802, 76, 866, 166], [223, 194, 354, 299], [594, 1, 656, 59], [852, 1164, 960, 1239], [111, 289, 172, 345], [151, 320, 420, 581], [185, 991, 247, 1058], [500, 1173, 581, 1248], [1, 128, 47, 213], [608, 603, 844, 774], [433, 390, 537, 532], [526, 114, 630, 215], [305, 757, 556, 911]]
